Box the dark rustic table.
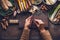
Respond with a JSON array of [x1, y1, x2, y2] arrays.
[[0, 10, 48, 40], [0, 1, 60, 40]]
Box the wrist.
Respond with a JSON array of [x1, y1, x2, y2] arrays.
[[40, 29, 46, 33], [24, 24, 29, 27], [24, 27, 29, 30], [38, 24, 45, 30], [24, 25, 29, 30]]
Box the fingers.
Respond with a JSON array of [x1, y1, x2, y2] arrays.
[[34, 19, 44, 27], [34, 19, 44, 24], [26, 15, 33, 22], [34, 19, 39, 24], [25, 16, 44, 28], [27, 15, 33, 20], [34, 20, 40, 27], [25, 15, 33, 27]]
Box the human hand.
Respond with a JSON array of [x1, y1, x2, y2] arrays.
[[34, 19, 45, 30], [24, 16, 32, 29]]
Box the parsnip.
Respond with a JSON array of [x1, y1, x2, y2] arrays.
[[1, 0, 9, 10], [1, 23, 7, 30], [5, 0, 13, 7]]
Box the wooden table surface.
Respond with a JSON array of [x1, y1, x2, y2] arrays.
[[0, 1, 60, 40], [0, 10, 48, 40]]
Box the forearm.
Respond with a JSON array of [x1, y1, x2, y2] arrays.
[[40, 30, 52, 40], [20, 28, 30, 40]]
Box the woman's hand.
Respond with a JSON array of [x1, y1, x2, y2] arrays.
[[34, 19, 45, 30], [34, 19, 52, 40], [24, 16, 32, 29]]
